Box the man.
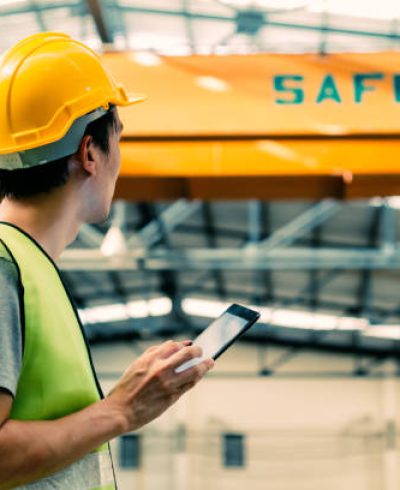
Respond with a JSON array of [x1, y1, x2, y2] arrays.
[[0, 33, 213, 489]]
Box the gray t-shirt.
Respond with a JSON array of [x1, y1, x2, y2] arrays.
[[0, 254, 22, 397]]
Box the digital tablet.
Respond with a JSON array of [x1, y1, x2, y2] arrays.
[[175, 303, 260, 373]]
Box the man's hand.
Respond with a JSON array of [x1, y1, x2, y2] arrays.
[[0, 339, 213, 488], [107, 340, 214, 432]]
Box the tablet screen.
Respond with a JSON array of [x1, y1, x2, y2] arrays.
[[195, 312, 248, 360], [175, 310, 249, 373]]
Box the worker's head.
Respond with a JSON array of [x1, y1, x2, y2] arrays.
[[0, 105, 123, 222], [0, 32, 144, 222]]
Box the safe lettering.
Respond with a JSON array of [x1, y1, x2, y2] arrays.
[[273, 73, 400, 104]]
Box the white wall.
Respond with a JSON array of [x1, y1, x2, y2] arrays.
[[92, 341, 400, 490]]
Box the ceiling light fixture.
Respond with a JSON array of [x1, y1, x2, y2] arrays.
[[79, 297, 173, 325], [182, 297, 367, 331]]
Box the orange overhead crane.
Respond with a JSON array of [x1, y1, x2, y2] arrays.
[[102, 51, 400, 200]]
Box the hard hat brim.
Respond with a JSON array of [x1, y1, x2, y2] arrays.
[[118, 93, 147, 106]]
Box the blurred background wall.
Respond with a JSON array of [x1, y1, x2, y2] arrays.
[[96, 344, 400, 490]]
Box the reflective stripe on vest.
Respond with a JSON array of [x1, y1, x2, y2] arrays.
[[0, 223, 116, 489]]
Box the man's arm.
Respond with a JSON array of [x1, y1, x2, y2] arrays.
[[0, 340, 213, 489]]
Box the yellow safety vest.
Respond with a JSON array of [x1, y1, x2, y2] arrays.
[[0, 222, 116, 490]]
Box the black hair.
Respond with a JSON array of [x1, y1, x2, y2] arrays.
[[0, 106, 117, 201]]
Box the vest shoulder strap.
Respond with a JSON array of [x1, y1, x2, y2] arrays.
[[0, 238, 14, 262]]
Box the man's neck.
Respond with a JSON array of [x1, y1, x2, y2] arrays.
[[0, 191, 81, 260]]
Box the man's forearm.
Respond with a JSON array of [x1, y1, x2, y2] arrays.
[[0, 397, 127, 489], [0, 340, 213, 489]]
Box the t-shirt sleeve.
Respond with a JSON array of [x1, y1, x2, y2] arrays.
[[0, 257, 22, 397]]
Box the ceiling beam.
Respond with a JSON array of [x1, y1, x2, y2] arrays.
[[30, 0, 47, 31], [115, 5, 400, 42], [85, 0, 114, 44], [257, 200, 341, 251], [114, 174, 400, 201], [307, 224, 322, 310], [129, 200, 201, 249], [201, 202, 226, 298], [354, 206, 381, 319], [0, 3, 76, 16], [2, 3, 400, 45], [60, 246, 400, 271]]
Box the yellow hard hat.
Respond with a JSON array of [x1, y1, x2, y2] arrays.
[[0, 32, 145, 170]]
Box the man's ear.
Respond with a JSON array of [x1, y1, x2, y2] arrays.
[[76, 134, 98, 177]]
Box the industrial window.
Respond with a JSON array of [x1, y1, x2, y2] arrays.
[[223, 433, 245, 468], [120, 434, 141, 469]]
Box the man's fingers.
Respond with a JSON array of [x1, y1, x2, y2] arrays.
[[156, 340, 187, 359], [145, 340, 192, 358], [144, 345, 159, 355], [181, 340, 193, 347], [174, 358, 214, 392], [168, 345, 203, 369]]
